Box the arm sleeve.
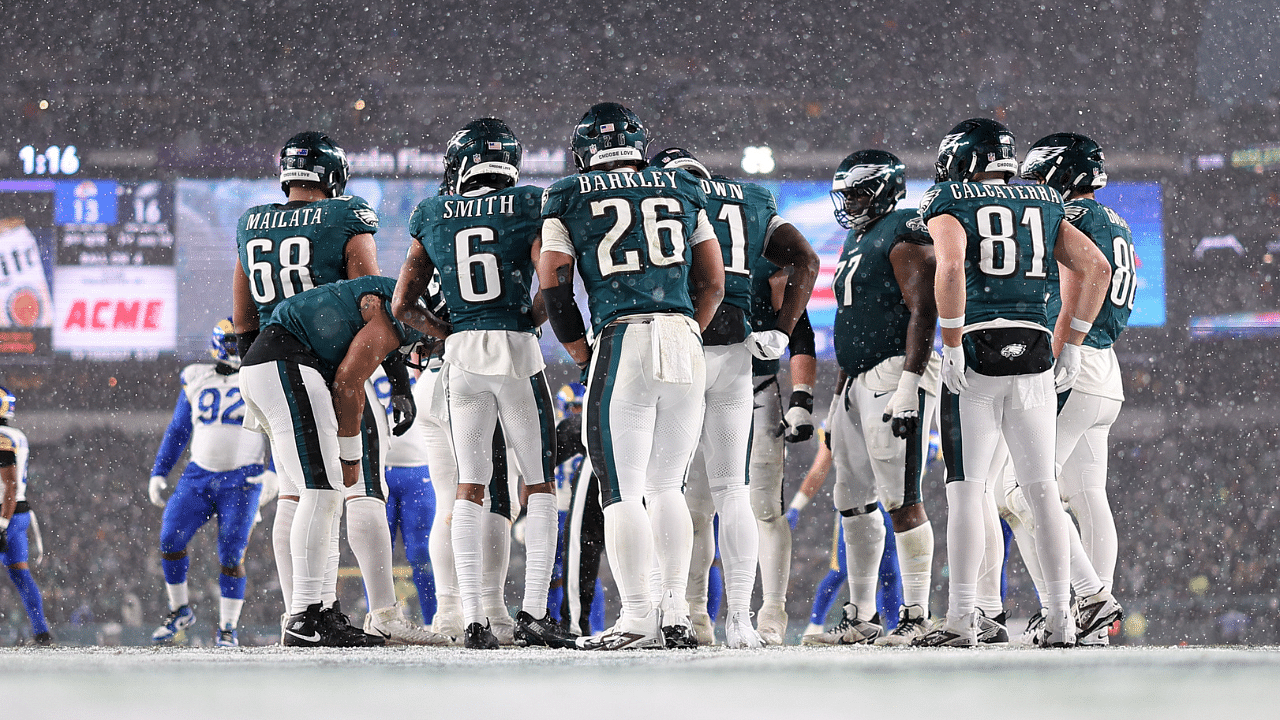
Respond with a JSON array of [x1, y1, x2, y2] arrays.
[[788, 311, 815, 357], [151, 392, 194, 477], [0, 435, 14, 468]]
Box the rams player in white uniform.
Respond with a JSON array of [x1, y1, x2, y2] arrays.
[[0, 386, 52, 646], [147, 320, 274, 646]]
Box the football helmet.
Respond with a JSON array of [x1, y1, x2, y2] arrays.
[[1020, 132, 1108, 196], [830, 149, 906, 231], [570, 102, 649, 172], [442, 118, 522, 196], [279, 131, 350, 197], [209, 317, 240, 368], [649, 147, 711, 180], [0, 385, 13, 422], [556, 383, 585, 416], [934, 118, 1018, 183]]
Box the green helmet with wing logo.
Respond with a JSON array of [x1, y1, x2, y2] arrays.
[[830, 149, 906, 231], [441, 118, 522, 196], [570, 102, 649, 172], [934, 118, 1018, 183], [279, 131, 349, 197], [1020, 132, 1108, 196]]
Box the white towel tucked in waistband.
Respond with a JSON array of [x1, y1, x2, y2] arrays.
[[651, 314, 701, 384]]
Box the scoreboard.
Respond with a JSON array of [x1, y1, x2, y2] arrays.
[[0, 178, 176, 359]]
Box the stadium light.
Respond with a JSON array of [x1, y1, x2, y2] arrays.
[[741, 146, 775, 175]]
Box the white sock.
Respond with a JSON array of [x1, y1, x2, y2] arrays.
[[1021, 480, 1072, 614], [429, 497, 458, 604], [944, 481, 986, 619], [346, 495, 397, 612], [166, 582, 189, 612], [323, 503, 341, 606], [1068, 518, 1104, 598], [711, 484, 759, 616], [647, 488, 693, 602], [755, 514, 791, 608], [1006, 510, 1047, 599], [976, 487, 1005, 617], [481, 511, 511, 619], [1069, 488, 1118, 592], [290, 490, 342, 614], [685, 509, 715, 616], [220, 596, 244, 629], [841, 511, 885, 619], [451, 499, 484, 626], [272, 497, 297, 611], [603, 500, 655, 620], [894, 522, 934, 611], [521, 492, 557, 617]]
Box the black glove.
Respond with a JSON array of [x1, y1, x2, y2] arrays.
[[0, 527, 8, 554], [390, 393, 416, 436], [783, 388, 815, 443]]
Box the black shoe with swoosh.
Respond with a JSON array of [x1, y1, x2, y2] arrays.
[[282, 604, 327, 647]]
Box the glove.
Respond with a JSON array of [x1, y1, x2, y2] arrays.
[[148, 475, 168, 508], [390, 393, 417, 436], [881, 371, 923, 440], [941, 344, 969, 394], [785, 507, 800, 530], [745, 330, 789, 361], [1054, 342, 1083, 393], [783, 386, 814, 443], [248, 469, 279, 507], [0, 527, 7, 554]]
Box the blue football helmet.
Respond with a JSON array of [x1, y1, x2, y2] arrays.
[[0, 386, 13, 422], [209, 318, 240, 368], [556, 383, 585, 416]]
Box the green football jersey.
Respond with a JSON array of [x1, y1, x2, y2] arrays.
[[832, 208, 932, 378], [236, 195, 379, 323], [1047, 198, 1136, 349], [750, 254, 781, 377], [701, 177, 779, 326], [267, 275, 421, 384], [409, 186, 542, 333], [541, 167, 709, 333], [919, 181, 1065, 327]]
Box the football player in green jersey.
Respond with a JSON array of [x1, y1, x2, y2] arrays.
[[390, 118, 575, 650], [239, 276, 447, 646], [914, 118, 1112, 648], [1011, 132, 1129, 645], [805, 150, 941, 647], [650, 148, 818, 647], [751, 254, 819, 644], [232, 131, 426, 645], [538, 102, 725, 650]]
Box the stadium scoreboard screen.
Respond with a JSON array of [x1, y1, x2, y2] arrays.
[[0, 178, 176, 359]]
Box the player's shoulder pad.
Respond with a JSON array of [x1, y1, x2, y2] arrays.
[[917, 183, 952, 219], [337, 195, 379, 231], [409, 195, 445, 239], [541, 176, 581, 217], [1063, 200, 1089, 225], [895, 208, 933, 245], [180, 363, 215, 388], [741, 181, 779, 211], [509, 184, 546, 219]]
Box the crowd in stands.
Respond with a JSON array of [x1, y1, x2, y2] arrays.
[[3, 0, 1202, 163]]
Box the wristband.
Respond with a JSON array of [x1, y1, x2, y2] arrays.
[[1070, 317, 1093, 334], [939, 315, 965, 329], [337, 434, 363, 463], [788, 492, 811, 512]]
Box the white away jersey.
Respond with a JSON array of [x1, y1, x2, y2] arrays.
[[372, 367, 431, 468], [181, 364, 269, 471], [0, 425, 30, 502]]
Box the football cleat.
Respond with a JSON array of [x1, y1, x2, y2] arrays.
[[215, 626, 238, 648], [431, 606, 465, 646], [977, 609, 1010, 645], [28, 631, 54, 647], [151, 605, 196, 644], [1077, 625, 1111, 647], [801, 603, 882, 646], [1075, 590, 1123, 637], [486, 609, 516, 646], [689, 608, 716, 646], [320, 602, 384, 647], [756, 601, 788, 646], [725, 611, 765, 649], [1041, 608, 1077, 648], [282, 604, 328, 648], [875, 604, 931, 647], [576, 611, 664, 651], [514, 610, 578, 649], [365, 604, 452, 646], [1021, 609, 1047, 647], [911, 612, 978, 648], [464, 621, 500, 650], [659, 590, 698, 649]]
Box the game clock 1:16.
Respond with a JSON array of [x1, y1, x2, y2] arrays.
[[18, 145, 80, 176]]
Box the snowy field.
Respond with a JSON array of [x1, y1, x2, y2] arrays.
[[2, 645, 1277, 719]]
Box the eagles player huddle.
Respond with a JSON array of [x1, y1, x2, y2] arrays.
[[140, 102, 1130, 651]]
